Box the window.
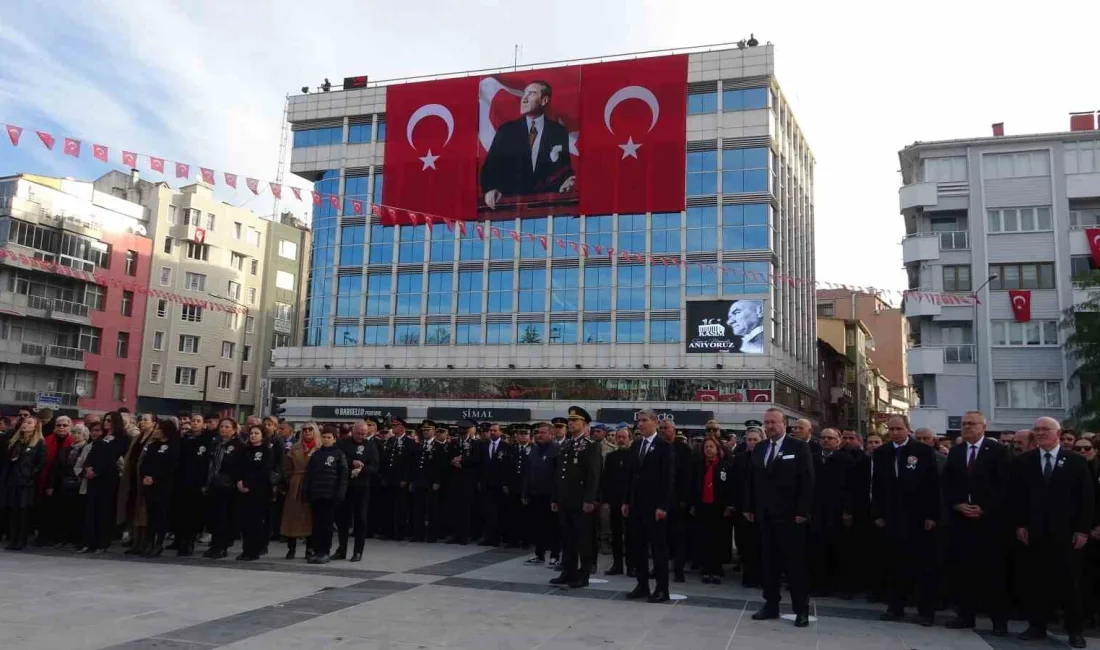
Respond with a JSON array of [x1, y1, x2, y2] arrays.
[[1071, 209, 1100, 227], [994, 380, 1062, 409], [217, 371, 232, 390], [398, 225, 427, 263], [459, 224, 483, 260], [159, 267, 172, 286], [651, 212, 681, 254], [987, 207, 1053, 233], [922, 157, 968, 183], [75, 370, 96, 397], [174, 365, 196, 387], [112, 374, 124, 401], [650, 320, 681, 343], [550, 268, 578, 312], [365, 274, 392, 316], [125, 250, 137, 276], [205, 212, 215, 230], [376, 121, 387, 142], [276, 271, 295, 290], [121, 290, 133, 317], [723, 204, 770, 250], [228, 252, 244, 270], [549, 321, 577, 344], [584, 267, 612, 311], [982, 151, 1051, 179], [226, 312, 240, 329], [167, 205, 178, 225], [990, 320, 1059, 346], [457, 271, 483, 314], [348, 122, 372, 144], [394, 324, 420, 346], [487, 270, 513, 313], [247, 287, 256, 305], [187, 242, 210, 261], [1065, 141, 1100, 175], [721, 262, 770, 294], [619, 213, 647, 258], [687, 90, 717, 114], [687, 150, 717, 196], [685, 206, 717, 252], [149, 363, 162, 384], [552, 216, 580, 258], [242, 345, 252, 361], [722, 87, 767, 112], [617, 265, 646, 310], [337, 324, 360, 347], [247, 229, 260, 247], [245, 315, 255, 333], [239, 374, 249, 392], [116, 332, 130, 358], [178, 334, 199, 354], [456, 323, 481, 345], [182, 208, 200, 226], [489, 223, 514, 260], [518, 269, 546, 312], [429, 224, 454, 262], [221, 341, 235, 358], [486, 322, 511, 345], [227, 281, 241, 301], [163, 237, 173, 254], [292, 126, 342, 148], [234, 222, 242, 239], [185, 272, 206, 292], [181, 305, 203, 322], [585, 215, 613, 253], [152, 331, 165, 351], [395, 272, 423, 315], [520, 218, 548, 259], [84, 284, 105, 312], [989, 263, 1055, 290], [274, 302, 292, 321], [363, 325, 388, 346], [156, 299, 168, 318], [247, 259, 257, 276], [723, 147, 768, 193], [428, 272, 453, 314], [1072, 255, 1098, 280], [278, 240, 298, 260], [517, 323, 544, 344], [369, 225, 394, 264], [426, 324, 451, 346], [817, 303, 835, 318], [336, 276, 361, 317], [942, 265, 972, 292], [274, 334, 289, 348], [616, 320, 644, 343], [686, 264, 719, 297], [650, 265, 680, 309], [583, 321, 611, 343]]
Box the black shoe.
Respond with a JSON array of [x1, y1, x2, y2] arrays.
[[549, 575, 570, 587], [305, 550, 316, 561], [145, 545, 164, 558], [794, 613, 809, 628], [647, 591, 670, 603], [350, 553, 362, 562], [259, 546, 268, 557], [918, 615, 935, 627], [1069, 634, 1087, 649], [626, 586, 650, 600], [285, 548, 296, 560], [202, 548, 216, 559], [990, 622, 1008, 637], [165, 540, 181, 550], [331, 548, 347, 561], [236, 553, 257, 561], [207, 548, 227, 559], [1018, 627, 1047, 641], [702, 575, 712, 584], [308, 554, 330, 565], [752, 607, 780, 621], [626, 568, 636, 578], [75, 547, 91, 554], [568, 578, 589, 589], [712, 576, 722, 585], [945, 617, 974, 630], [879, 609, 903, 622], [93, 548, 106, 555], [605, 564, 623, 576], [673, 572, 685, 583], [177, 546, 193, 557], [525, 556, 544, 565], [124, 546, 142, 556]]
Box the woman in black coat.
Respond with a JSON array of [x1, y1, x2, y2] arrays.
[[303, 428, 348, 564], [690, 437, 735, 584], [50, 424, 89, 547], [79, 420, 126, 554], [3, 416, 46, 550], [234, 426, 273, 561], [139, 419, 180, 557]]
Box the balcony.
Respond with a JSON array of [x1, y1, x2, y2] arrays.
[[910, 406, 948, 434], [7, 341, 86, 369], [908, 346, 945, 375], [902, 234, 939, 264], [25, 295, 91, 322], [903, 292, 942, 318], [899, 182, 937, 211], [937, 230, 969, 251], [943, 344, 975, 364], [14, 390, 78, 407], [1067, 172, 1100, 200]]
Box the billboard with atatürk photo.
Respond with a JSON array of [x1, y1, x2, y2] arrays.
[[685, 299, 765, 354]]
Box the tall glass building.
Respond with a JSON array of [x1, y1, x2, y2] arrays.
[[271, 44, 819, 429]]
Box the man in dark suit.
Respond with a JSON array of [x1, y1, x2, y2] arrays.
[[624, 408, 676, 603], [745, 407, 815, 628], [809, 427, 856, 597], [872, 414, 941, 626], [731, 424, 763, 588], [550, 407, 602, 589], [601, 427, 632, 576], [941, 410, 1010, 635], [480, 80, 575, 209], [479, 422, 510, 546], [662, 419, 693, 583], [1010, 417, 1093, 648]]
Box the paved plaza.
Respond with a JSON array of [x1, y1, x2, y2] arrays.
[[0, 540, 1083, 649]]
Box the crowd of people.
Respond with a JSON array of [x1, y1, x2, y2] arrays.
[[0, 405, 1094, 646]]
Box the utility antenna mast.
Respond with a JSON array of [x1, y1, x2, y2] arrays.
[[272, 93, 290, 220]]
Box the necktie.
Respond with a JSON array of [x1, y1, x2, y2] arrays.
[[766, 441, 777, 467], [1043, 452, 1053, 479], [528, 122, 538, 148], [639, 439, 648, 460], [967, 445, 976, 472], [895, 445, 904, 476]]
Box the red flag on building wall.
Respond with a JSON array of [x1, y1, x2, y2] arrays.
[[1086, 228, 1100, 267], [1008, 289, 1031, 322]]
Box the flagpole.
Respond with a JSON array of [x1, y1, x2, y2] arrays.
[[973, 273, 997, 423]]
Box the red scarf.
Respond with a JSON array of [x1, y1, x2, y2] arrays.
[[302, 437, 317, 454], [702, 456, 719, 504], [39, 433, 71, 495]]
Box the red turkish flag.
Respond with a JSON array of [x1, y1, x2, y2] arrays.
[[1086, 228, 1100, 268], [328, 195, 339, 210], [578, 54, 687, 215], [63, 138, 81, 157], [36, 131, 55, 150], [200, 168, 215, 185], [122, 151, 137, 167], [351, 199, 363, 215], [369, 203, 381, 217], [92, 144, 108, 162], [5, 125, 23, 146], [149, 157, 164, 173], [291, 187, 302, 201], [311, 191, 321, 206], [747, 389, 772, 403], [270, 183, 282, 199], [381, 76, 480, 225], [224, 172, 237, 188], [175, 162, 189, 179], [246, 178, 260, 194], [1009, 289, 1031, 323]]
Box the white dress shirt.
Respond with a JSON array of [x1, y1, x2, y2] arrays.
[[1040, 445, 1061, 472], [765, 435, 786, 465]]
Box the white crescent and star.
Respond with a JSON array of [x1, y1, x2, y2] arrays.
[[1012, 296, 1027, 308], [752, 394, 770, 403], [406, 103, 455, 171], [1092, 234, 1100, 247], [603, 85, 660, 160]]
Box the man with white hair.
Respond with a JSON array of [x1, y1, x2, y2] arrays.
[[37, 414, 74, 545], [1010, 417, 1093, 648]]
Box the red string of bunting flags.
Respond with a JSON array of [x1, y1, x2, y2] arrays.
[[2, 121, 975, 304], [0, 248, 247, 314]]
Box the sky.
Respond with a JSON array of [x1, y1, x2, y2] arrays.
[[1, 0, 1098, 294]]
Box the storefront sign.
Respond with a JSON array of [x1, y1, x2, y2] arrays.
[[597, 408, 715, 427], [426, 407, 532, 422], [310, 405, 408, 420]]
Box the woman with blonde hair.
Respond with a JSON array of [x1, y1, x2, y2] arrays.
[[280, 422, 318, 560], [3, 415, 46, 550]]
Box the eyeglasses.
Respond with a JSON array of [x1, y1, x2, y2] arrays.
[[1075, 446, 1094, 452]]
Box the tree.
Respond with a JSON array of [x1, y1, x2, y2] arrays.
[[519, 325, 542, 344], [1061, 270, 1100, 430]]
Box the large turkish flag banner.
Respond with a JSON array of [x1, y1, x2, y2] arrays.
[[1009, 289, 1031, 323], [578, 55, 687, 215], [382, 76, 480, 225]]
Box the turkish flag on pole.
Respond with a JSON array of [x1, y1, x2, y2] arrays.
[[311, 191, 321, 206], [36, 131, 55, 150], [351, 199, 363, 215], [1009, 289, 1031, 323], [121, 151, 137, 167], [200, 168, 215, 185], [381, 76, 480, 225], [63, 138, 81, 157], [150, 157, 165, 173], [5, 125, 23, 146], [1086, 228, 1100, 267], [92, 144, 108, 162], [578, 54, 687, 215]]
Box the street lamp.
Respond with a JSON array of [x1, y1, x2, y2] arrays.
[[973, 273, 997, 418]]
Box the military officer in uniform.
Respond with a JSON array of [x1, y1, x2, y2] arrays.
[[411, 420, 444, 542], [381, 418, 420, 540], [552, 417, 568, 444], [550, 407, 603, 589], [504, 424, 532, 547], [445, 420, 482, 545], [335, 421, 380, 561]]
